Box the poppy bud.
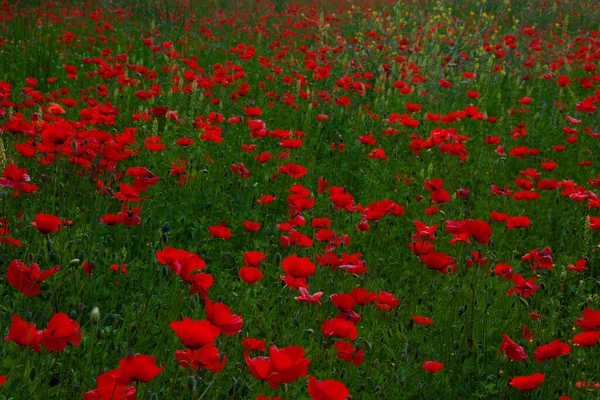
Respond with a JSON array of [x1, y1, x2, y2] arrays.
[[0, 191, 6, 199], [78, 303, 85, 312], [69, 310, 77, 319], [458, 306, 466, 316], [187, 376, 197, 392], [69, 259, 81, 266], [91, 307, 100, 324], [306, 329, 315, 334], [46, 238, 54, 252], [229, 378, 241, 395], [518, 297, 529, 308]]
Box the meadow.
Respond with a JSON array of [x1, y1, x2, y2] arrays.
[[0, 0, 600, 398]]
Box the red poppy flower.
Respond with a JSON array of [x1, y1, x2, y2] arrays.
[[333, 341, 364, 365], [257, 194, 276, 204], [83, 369, 136, 400], [170, 318, 220, 349], [282, 255, 316, 278], [506, 216, 531, 229], [110, 264, 129, 274], [3, 315, 41, 352], [244, 251, 267, 267], [422, 360, 444, 373], [244, 221, 261, 231], [522, 324, 534, 342], [244, 107, 262, 117], [245, 355, 272, 381], [375, 291, 400, 310], [420, 252, 455, 273], [568, 260, 588, 273], [509, 373, 545, 391], [242, 338, 266, 352], [330, 294, 356, 311], [321, 318, 358, 340], [500, 334, 528, 361], [7, 260, 59, 297], [31, 213, 62, 234], [308, 376, 350, 400], [118, 355, 164, 384], [534, 340, 571, 362], [240, 267, 263, 284], [100, 213, 123, 225], [463, 220, 492, 245], [209, 225, 232, 239], [177, 137, 194, 147], [118, 204, 142, 226], [351, 288, 376, 305], [267, 345, 310, 388], [39, 313, 82, 352], [113, 183, 143, 202], [279, 163, 308, 178], [280, 275, 309, 289], [156, 247, 206, 282], [205, 298, 243, 336], [410, 241, 435, 255], [175, 344, 225, 373], [575, 308, 600, 331], [412, 316, 434, 325], [292, 287, 322, 305], [572, 331, 600, 347]]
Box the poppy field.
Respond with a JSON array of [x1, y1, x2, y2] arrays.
[[1, 0, 600, 398]]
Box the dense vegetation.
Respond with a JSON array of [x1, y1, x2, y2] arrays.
[[0, 0, 600, 398]]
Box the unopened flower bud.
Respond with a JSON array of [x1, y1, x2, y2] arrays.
[[91, 307, 100, 324]]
